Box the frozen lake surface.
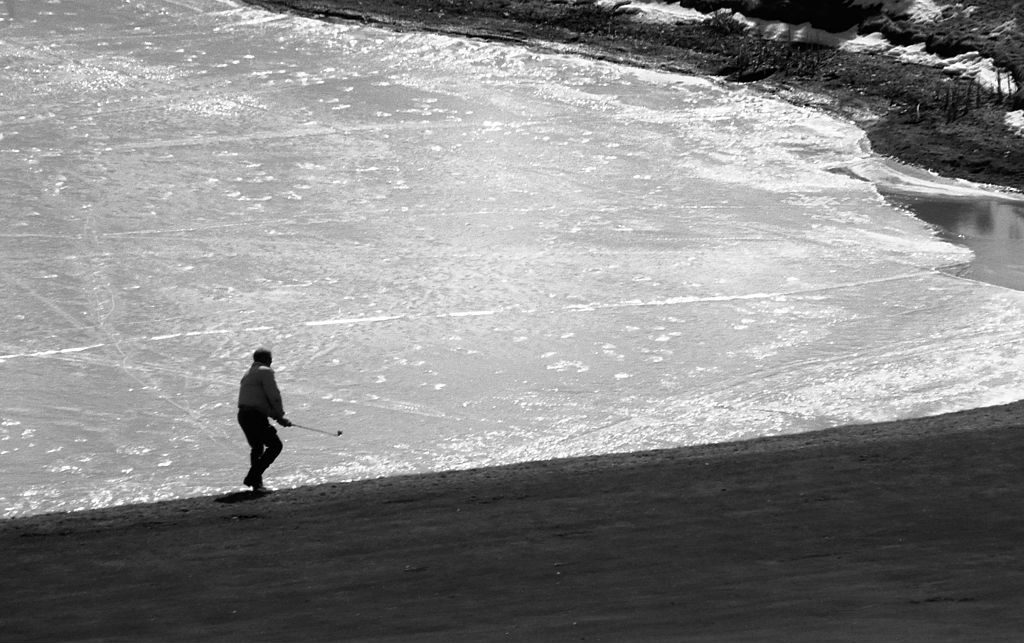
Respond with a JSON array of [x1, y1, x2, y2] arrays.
[[4, 0, 1024, 516]]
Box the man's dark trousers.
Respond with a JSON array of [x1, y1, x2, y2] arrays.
[[238, 407, 282, 487]]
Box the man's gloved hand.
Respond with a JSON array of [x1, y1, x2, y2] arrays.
[[278, 417, 293, 427]]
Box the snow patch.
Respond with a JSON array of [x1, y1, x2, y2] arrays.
[[625, 1, 706, 23], [605, 1, 1015, 95], [1007, 111, 1024, 138], [849, 0, 946, 23], [843, 36, 1019, 95], [628, 0, 946, 26], [733, 14, 859, 47]]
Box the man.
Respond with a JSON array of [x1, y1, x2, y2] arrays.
[[237, 348, 292, 491]]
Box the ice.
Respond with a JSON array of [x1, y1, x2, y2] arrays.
[[3, 0, 1024, 516]]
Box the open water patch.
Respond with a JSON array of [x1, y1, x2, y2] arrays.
[[889, 194, 1024, 291]]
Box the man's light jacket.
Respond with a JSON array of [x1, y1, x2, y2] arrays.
[[238, 362, 285, 420]]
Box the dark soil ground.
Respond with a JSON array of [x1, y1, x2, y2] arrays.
[[242, 0, 1024, 192], [6, 401, 1024, 640]]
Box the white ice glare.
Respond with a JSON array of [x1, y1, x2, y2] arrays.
[[2, 0, 1024, 516]]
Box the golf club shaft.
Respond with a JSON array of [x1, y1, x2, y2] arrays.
[[292, 423, 341, 436]]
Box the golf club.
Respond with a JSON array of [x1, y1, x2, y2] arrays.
[[292, 423, 342, 437]]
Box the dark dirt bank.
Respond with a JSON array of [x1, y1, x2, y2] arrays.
[[5, 401, 1024, 640], [242, 0, 1024, 192]]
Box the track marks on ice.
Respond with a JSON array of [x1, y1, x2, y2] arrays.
[[1, 273, 96, 334], [0, 268, 944, 363]]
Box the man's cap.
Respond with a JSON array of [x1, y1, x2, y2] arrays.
[[253, 348, 273, 364]]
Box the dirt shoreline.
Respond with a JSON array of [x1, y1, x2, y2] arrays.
[[241, 0, 1024, 193], [5, 400, 1024, 639]]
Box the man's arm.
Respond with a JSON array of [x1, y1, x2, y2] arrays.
[[261, 370, 290, 425]]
